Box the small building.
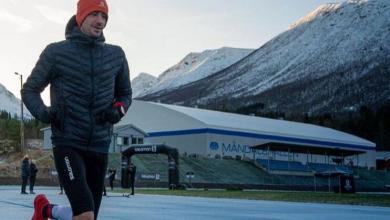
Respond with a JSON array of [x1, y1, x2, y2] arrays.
[[110, 124, 148, 153], [40, 124, 148, 153], [40, 127, 53, 150]]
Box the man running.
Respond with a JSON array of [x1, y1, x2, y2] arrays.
[[22, 0, 132, 219]]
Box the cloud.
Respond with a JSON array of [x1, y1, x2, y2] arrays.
[[0, 9, 33, 32], [35, 5, 72, 25]]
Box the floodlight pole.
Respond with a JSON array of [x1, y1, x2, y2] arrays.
[[14, 72, 25, 154]]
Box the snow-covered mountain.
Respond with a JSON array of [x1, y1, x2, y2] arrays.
[[134, 47, 254, 97], [131, 73, 157, 98], [0, 83, 31, 118], [141, 0, 390, 114]]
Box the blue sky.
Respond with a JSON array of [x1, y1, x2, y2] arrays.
[[0, 0, 342, 103]]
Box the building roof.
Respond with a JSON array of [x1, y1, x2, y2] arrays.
[[376, 151, 390, 160], [119, 100, 375, 152], [251, 142, 365, 156], [40, 127, 51, 131], [113, 124, 148, 136]]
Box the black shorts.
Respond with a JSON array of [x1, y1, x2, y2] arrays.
[[53, 146, 108, 217]]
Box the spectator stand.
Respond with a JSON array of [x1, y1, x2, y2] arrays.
[[251, 142, 365, 192]]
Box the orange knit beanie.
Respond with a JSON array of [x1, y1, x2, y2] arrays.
[[76, 0, 109, 27]]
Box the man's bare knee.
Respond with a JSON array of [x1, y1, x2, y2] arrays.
[[73, 211, 94, 220]]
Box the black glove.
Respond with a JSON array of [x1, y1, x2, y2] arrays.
[[48, 106, 64, 129], [97, 102, 126, 124], [41, 106, 58, 124]]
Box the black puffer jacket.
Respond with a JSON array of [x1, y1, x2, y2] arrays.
[[22, 16, 132, 153], [21, 158, 30, 177], [30, 162, 38, 177]]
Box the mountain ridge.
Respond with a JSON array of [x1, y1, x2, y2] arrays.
[[139, 0, 390, 114], [132, 47, 254, 97], [0, 82, 31, 118]]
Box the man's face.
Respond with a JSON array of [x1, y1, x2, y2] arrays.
[[80, 11, 107, 37]]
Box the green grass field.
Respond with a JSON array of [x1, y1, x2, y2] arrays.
[[115, 188, 390, 207]]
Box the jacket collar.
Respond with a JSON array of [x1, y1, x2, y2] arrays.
[[65, 15, 105, 46]]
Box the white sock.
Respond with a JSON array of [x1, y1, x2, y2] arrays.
[[52, 205, 73, 220]]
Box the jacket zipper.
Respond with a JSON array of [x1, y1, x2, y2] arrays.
[[87, 46, 95, 149]]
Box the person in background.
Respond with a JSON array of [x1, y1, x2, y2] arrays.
[[29, 160, 39, 194], [129, 163, 137, 195], [22, 0, 131, 219], [108, 168, 116, 190], [21, 155, 30, 194]]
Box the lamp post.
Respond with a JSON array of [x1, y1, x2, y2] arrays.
[[14, 72, 25, 155]]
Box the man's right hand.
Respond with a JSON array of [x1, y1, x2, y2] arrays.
[[96, 102, 126, 124]]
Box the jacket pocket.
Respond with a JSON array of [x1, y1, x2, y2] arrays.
[[50, 102, 66, 131]]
